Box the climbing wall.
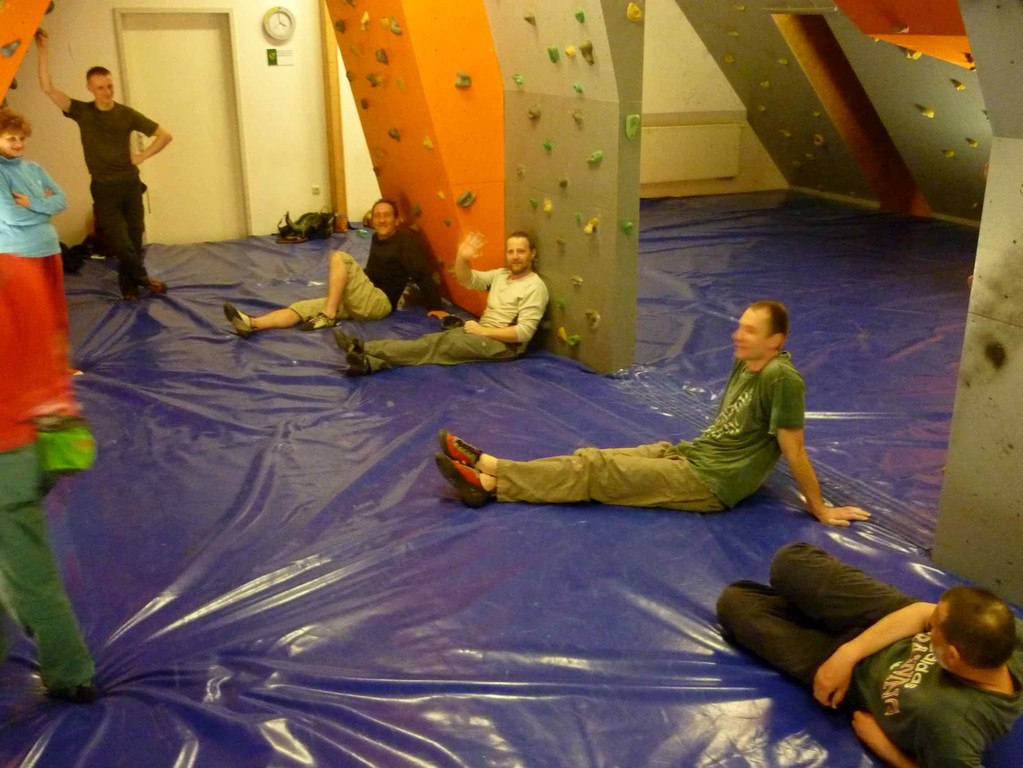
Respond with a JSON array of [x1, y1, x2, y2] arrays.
[[484, 1, 645, 373], [323, 0, 505, 316], [673, 1, 992, 221], [0, 0, 52, 105]]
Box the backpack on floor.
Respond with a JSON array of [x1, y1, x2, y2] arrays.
[[276, 209, 336, 243]]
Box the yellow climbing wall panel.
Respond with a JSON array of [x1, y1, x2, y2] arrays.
[[0, 0, 52, 102], [323, 0, 505, 316]]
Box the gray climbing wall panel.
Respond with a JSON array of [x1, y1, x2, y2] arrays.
[[484, 1, 644, 374], [934, 0, 1023, 604]]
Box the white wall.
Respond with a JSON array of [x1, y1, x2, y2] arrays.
[[640, 0, 785, 196], [7, 0, 331, 243], [337, 56, 379, 224]]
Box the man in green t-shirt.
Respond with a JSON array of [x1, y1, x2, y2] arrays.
[[717, 542, 1023, 767], [36, 30, 173, 301], [434, 300, 869, 527]]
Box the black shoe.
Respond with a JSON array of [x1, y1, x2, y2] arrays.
[[438, 429, 482, 467], [334, 328, 364, 354], [47, 683, 100, 704], [435, 453, 494, 508], [223, 303, 254, 338], [345, 351, 372, 376]]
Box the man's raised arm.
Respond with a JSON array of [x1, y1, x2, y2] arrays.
[[776, 427, 872, 527], [34, 30, 71, 113]]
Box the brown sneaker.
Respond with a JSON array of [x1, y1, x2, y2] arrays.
[[144, 279, 168, 295]]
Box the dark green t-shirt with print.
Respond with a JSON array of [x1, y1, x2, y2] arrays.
[[675, 352, 805, 507]]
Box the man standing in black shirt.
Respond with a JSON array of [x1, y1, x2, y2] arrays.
[[223, 199, 446, 337], [36, 29, 173, 301]]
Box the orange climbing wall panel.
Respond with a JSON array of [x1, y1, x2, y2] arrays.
[[834, 0, 973, 69], [0, 0, 52, 101], [323, 0, 505, 316]]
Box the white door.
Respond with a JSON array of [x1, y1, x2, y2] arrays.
[[117, 12, 248, 244]]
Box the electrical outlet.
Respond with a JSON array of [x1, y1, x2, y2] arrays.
[[311, 185, 321, 195]]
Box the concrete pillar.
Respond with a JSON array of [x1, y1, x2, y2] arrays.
[[934, 1, 1023, 602]]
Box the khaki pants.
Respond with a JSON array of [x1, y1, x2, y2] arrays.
[[496, 441, 725, 512], [362, 329, 519, 371], [289, 252, 391, 321]]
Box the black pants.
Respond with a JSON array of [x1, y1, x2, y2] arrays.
[[91, 178, 148, 295], [716, 542, 916, 687]]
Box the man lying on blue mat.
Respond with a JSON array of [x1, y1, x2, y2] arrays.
[[717, 542, 1023, 767], [434, 300, 869, 527], [223, 199, 447, 337], [334, 230, 548, 376]]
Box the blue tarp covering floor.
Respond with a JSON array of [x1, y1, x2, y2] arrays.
[[3, 191, 1018, 766]]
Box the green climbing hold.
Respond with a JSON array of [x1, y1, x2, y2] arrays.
[[335, 20, 346, 34], [579, 41, 594, 64], [574, 212, 584, 225], [457, 191, 477, 208], [572, 82, 584, 94], [345, 71, 355, 81], [390, 17, 403, 35], [575, 10, 586, 23], [411, 203, 422, 218], [625, 114, 640, 139], [455, 72, 472, 89], [388, 128, 401, 141], [444, 218, 452, 227], [357, 228, 371, 238], [529, 197, 540, 209], [587, 150, 604, 165], [366, 73, 381, 87], [557, 298, 567, 310], [527, 105, 542, 121], [360, 98, 369, 110], [543, 141, 553, 152], [621, 220, 635, 235], [571, 110, 584, 126], [512, 73, 525, 87], [567, 334, 581, 347], [548, 46, 560, 63], [375, 49, 388, 64]]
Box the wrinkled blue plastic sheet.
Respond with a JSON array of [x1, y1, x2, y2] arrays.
[[3, 191, 1019, 767]]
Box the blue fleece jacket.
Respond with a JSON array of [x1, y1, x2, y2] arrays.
[[0, 155, 66, 257]]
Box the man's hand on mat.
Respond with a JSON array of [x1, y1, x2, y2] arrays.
[[813, 647, 856, 708], [814, 505, 871, 527]]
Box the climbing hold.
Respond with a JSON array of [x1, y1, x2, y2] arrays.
[[556, 238, 567, 249], [777, 57, 789, 66], [9, 78, 16, 90], [410, 203, 422, 218], [457, 191, 477, 208], [570, 275, 584, 287], [903, 48, 921, 60], [548, 46, 560, 63], [565, 45, 577, 58], [812, 133, 825, 146], [942, 149, 955, 158], [360, 11, 369, 30], [567, 334, 581, 347], [357, 228, 372, 239], [805, 153, 816, 160], [778, 129, 791, 138], [732, 3, 745, 9], [423, 136, 434, 149], [812, 110, 821, 117], [516, 164, 526, 178], [723, 53, 736, 64], [574, 212, 584, 225], [621, 220, 635, 235], [572, 82, 584, 94], [965, 138, 979, 148], [916, 104, 935, 118], [587, 150, 604, 165], [344, 0, 355, 5], [586, 309, 601, 329], [557, 298, 568, 311], [543, 199, 553, 214], [583, 217, 599, 234], [727, 29, 739, 37], [396, 77, 407, 92], [625, 114, 640, 139], [524, 13, 536, 25], [455, 72, 472, 89], [335, 20, 346, 34], [390, 17, 403, 35], [579, 41, 594, 64], [627, 3, 643, 22], [345, 71, 355, 81], [527, 105, 542, 121], [375, 49, 389, 64], [1, 40, 21, 58], [437, 190, 446, 199], [543, 140, 554, 152], [444, 219, 452, 227], [571, 110, 584, 126], [348, 43, 363, 57], [360, 98, 369, 110], [387, 128, 401, 141], [760, 80, 771, 89], [575, 10, 586, 23], [756, 105, 767, 112], [558, 327, 568, 342], [951, 79, 966, 91], [512, 73, 525, 87], [366, 73, 382, 87], [529, 197, 540, 209], [559, 177, 570, 189]]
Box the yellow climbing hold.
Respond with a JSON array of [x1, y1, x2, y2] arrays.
[[627, 2, 643, 22], [903, 48, 921, 60], [437, 190, 445, 199], [583, 217, 599, 234], [916, 104, 935, 118], [951, 79, 966, 91], [543, 198, 553, 214], [565, 45, 577, 58], [724, 53, 736, 64], [965, 138, 979, 148], [812, 133, 825, 146], [423, 136, 434, 149], [942, 149, 955, 158], [360, 11, 369, 31]]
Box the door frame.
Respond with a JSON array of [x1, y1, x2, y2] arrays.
[[113, 7, 253, 237]]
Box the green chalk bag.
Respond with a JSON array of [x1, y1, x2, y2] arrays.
[[34, 415, 97, 474]]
